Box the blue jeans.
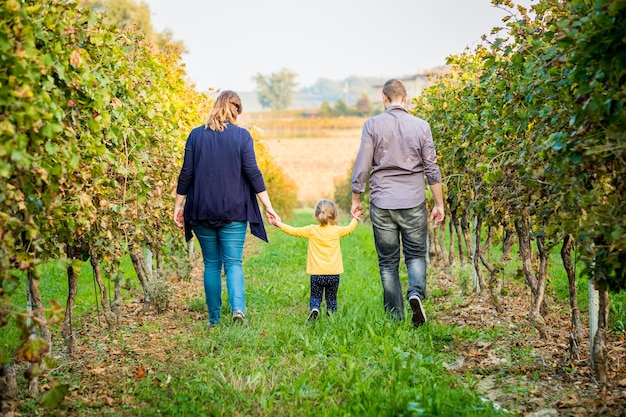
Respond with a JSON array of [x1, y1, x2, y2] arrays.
[[370, 203, 428, 320], [192, 222, 247, 325]]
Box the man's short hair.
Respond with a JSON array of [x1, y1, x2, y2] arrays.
[[383, 79, 407, 101]]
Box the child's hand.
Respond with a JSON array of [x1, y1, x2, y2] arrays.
[[266, 210, 282, 228], [269, 215, 282, 228], [353, 207, 363, 220]]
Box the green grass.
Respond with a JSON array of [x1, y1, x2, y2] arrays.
[[1, 256, 139, 361], [6, 209, 625, 416], [95, 210, 509, 417]]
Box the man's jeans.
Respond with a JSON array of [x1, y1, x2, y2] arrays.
[[192, 221, 247, 325], [370, 203, 428, 320]]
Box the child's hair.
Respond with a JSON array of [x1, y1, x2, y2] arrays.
[[314, 199, 338, 226]]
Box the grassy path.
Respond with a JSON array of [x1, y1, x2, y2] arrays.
[[88, 210, 507, 416], [12, 210, 626, 416]]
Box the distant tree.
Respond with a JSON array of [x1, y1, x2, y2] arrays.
[[82, 0, 186, 55], [253, 69, 298, 111], [316, 96, 378, 118], [319, 101, 333, 117], [300, 76, 386, 108], [355, 93, 372, 116], [343, 76, 385, 103], [333, 99, 349, 116], [301, 78, 343, 100]]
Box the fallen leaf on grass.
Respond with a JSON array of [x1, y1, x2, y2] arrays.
[[135, 365, 146, 379], [91, 366, 106, 375], [556, 394, 579, 407]]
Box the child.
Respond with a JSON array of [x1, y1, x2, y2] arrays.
[[274, 199, 362, 321]]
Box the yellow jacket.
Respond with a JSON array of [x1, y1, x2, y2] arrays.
[[279, 218, 359, 274]]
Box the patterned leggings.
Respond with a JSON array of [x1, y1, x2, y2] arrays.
[[310, 274, 340, 312]]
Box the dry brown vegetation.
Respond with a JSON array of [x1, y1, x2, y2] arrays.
[[242, 113, 366, 207], [429, 270, 626, 416], [261, 131, 361, 207]]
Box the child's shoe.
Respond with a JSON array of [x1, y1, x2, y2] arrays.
[[307, 308, 319, 322]]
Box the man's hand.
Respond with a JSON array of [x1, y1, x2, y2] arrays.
[[351, 192, 362, 219], [429, 206, 445, 228]]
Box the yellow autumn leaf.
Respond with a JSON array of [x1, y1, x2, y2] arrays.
[[69, 49, 82, 67]]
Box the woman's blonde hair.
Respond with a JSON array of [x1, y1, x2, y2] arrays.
[[205, 90, 243, 132], [314, 199, 338, 226]]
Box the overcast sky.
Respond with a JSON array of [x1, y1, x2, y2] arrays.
[[141, 0, 534, 93]]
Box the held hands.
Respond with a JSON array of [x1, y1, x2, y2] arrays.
[[266, 207, 282, 228], [350, 200, 362, 220]]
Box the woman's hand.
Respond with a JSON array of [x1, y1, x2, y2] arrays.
[[174, 194, 186, 228], [256, 191, 281, 227], [265, 207, 281, 227], [174, 207, 184, 228]]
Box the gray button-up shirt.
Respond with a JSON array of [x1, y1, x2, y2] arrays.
[[351, 105, 442, 210]]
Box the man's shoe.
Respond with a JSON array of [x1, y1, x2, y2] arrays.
[[232, 310, 248, 325], [307, 308, 319, 322], [409, 296, 426, 328]]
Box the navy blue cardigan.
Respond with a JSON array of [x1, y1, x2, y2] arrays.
[[176, 123, 268, 242]]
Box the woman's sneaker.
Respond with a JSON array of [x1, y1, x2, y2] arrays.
[[232, 310, 248, 325], [409, 296, 426, 328], [307, 308, 319, 322]]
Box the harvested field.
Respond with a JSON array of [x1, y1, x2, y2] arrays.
[[261, 129, 362, 206]]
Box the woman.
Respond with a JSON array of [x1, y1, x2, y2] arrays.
[[174, 90, 279, 326]]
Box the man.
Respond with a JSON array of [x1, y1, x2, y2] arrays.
[[351, 79, 445, 327]]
